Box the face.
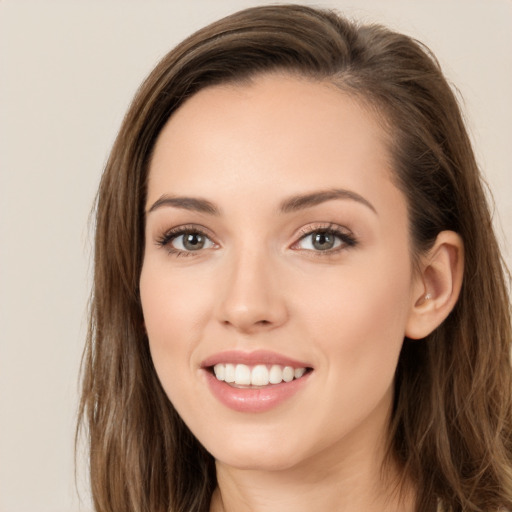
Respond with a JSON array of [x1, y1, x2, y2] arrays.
[[140, 74, 418, 473]]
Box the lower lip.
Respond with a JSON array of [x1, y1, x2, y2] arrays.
[[204, 370, 311, 413]]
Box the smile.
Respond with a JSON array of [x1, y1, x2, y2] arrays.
[[213, 363, 307, 387], [201, 350, 313, 413]]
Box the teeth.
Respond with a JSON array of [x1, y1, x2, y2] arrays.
[[294, 367, 306, 379], [214, 363, 225, 381], [224, 363, 235, 383], [234, 364, 251, 385], [251, 365, 269, 386], [282, 366, 294, 382], [269, 364, 283, 384], [213, 363, 308, 386]]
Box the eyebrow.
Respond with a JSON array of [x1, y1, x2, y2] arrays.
[[279, 189, 377, 215], [147, 195, 220, 215], [146, 188, 377, 216]]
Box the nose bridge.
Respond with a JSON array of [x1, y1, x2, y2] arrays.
[[217, 240, 287, 332]]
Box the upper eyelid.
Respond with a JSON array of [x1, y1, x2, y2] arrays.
[[159, 223, 215, 237], [294, 222, 353, 238]]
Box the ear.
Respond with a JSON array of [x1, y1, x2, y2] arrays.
[[405, 231, 464, 340]]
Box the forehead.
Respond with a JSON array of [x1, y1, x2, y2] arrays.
[[147, 73, 397, 213]]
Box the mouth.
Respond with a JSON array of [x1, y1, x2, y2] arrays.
[[209, 363, 312, 388], [201, 350, 313, 412]]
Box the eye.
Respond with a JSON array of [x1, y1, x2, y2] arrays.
[[156, 226, 216, 255], [172, 232, 215, 251], [293, 226, 357, 253], [299, 231, 340, 251]]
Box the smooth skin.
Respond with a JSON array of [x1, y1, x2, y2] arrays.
[[140, 73, 464, 512]]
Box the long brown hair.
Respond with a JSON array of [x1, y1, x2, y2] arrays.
[[78, 5, 512, 511]]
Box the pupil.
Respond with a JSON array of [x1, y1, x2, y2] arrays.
[[184, 233, 204, 250], [313, 232, 334, 250]]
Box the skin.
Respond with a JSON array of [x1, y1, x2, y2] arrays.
[[140, 73, 462, 512]]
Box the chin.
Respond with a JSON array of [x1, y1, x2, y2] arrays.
[[203, 431, 309, 472]]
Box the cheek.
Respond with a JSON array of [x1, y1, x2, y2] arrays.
[[139, 261, 213, 384], [294, 250, 412, 386]]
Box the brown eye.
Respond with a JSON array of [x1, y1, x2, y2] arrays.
[[171, 232, 214, 252], [182, 233, 206, 250]]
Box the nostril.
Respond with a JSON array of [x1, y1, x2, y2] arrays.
[[222, 317, 272, 328]]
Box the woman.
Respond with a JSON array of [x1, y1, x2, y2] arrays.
[[78, 4, 512, 511]]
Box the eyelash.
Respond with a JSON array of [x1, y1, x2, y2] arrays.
[[155, 223, 358, 258], [293, 223, 358, 256], [155, 224, 215, 257]]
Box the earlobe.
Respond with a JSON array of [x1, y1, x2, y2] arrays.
[[405, 231, 464, 340]]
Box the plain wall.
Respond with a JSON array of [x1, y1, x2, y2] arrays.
[[0, 1, 510, 511]]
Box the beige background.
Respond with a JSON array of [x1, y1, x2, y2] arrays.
[[0, 1, 510, 511]]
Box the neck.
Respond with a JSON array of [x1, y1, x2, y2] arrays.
[[210, 435, 415, 512]]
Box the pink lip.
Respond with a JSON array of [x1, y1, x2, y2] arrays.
[[203, 370, 311, 413], [200, 350, 313, 413], [201, 349, 311, 369]]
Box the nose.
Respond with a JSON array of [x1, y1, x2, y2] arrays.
[[216, 247, 288, 334]]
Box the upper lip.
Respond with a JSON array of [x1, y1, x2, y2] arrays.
[[201, 350, 312, 369]]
